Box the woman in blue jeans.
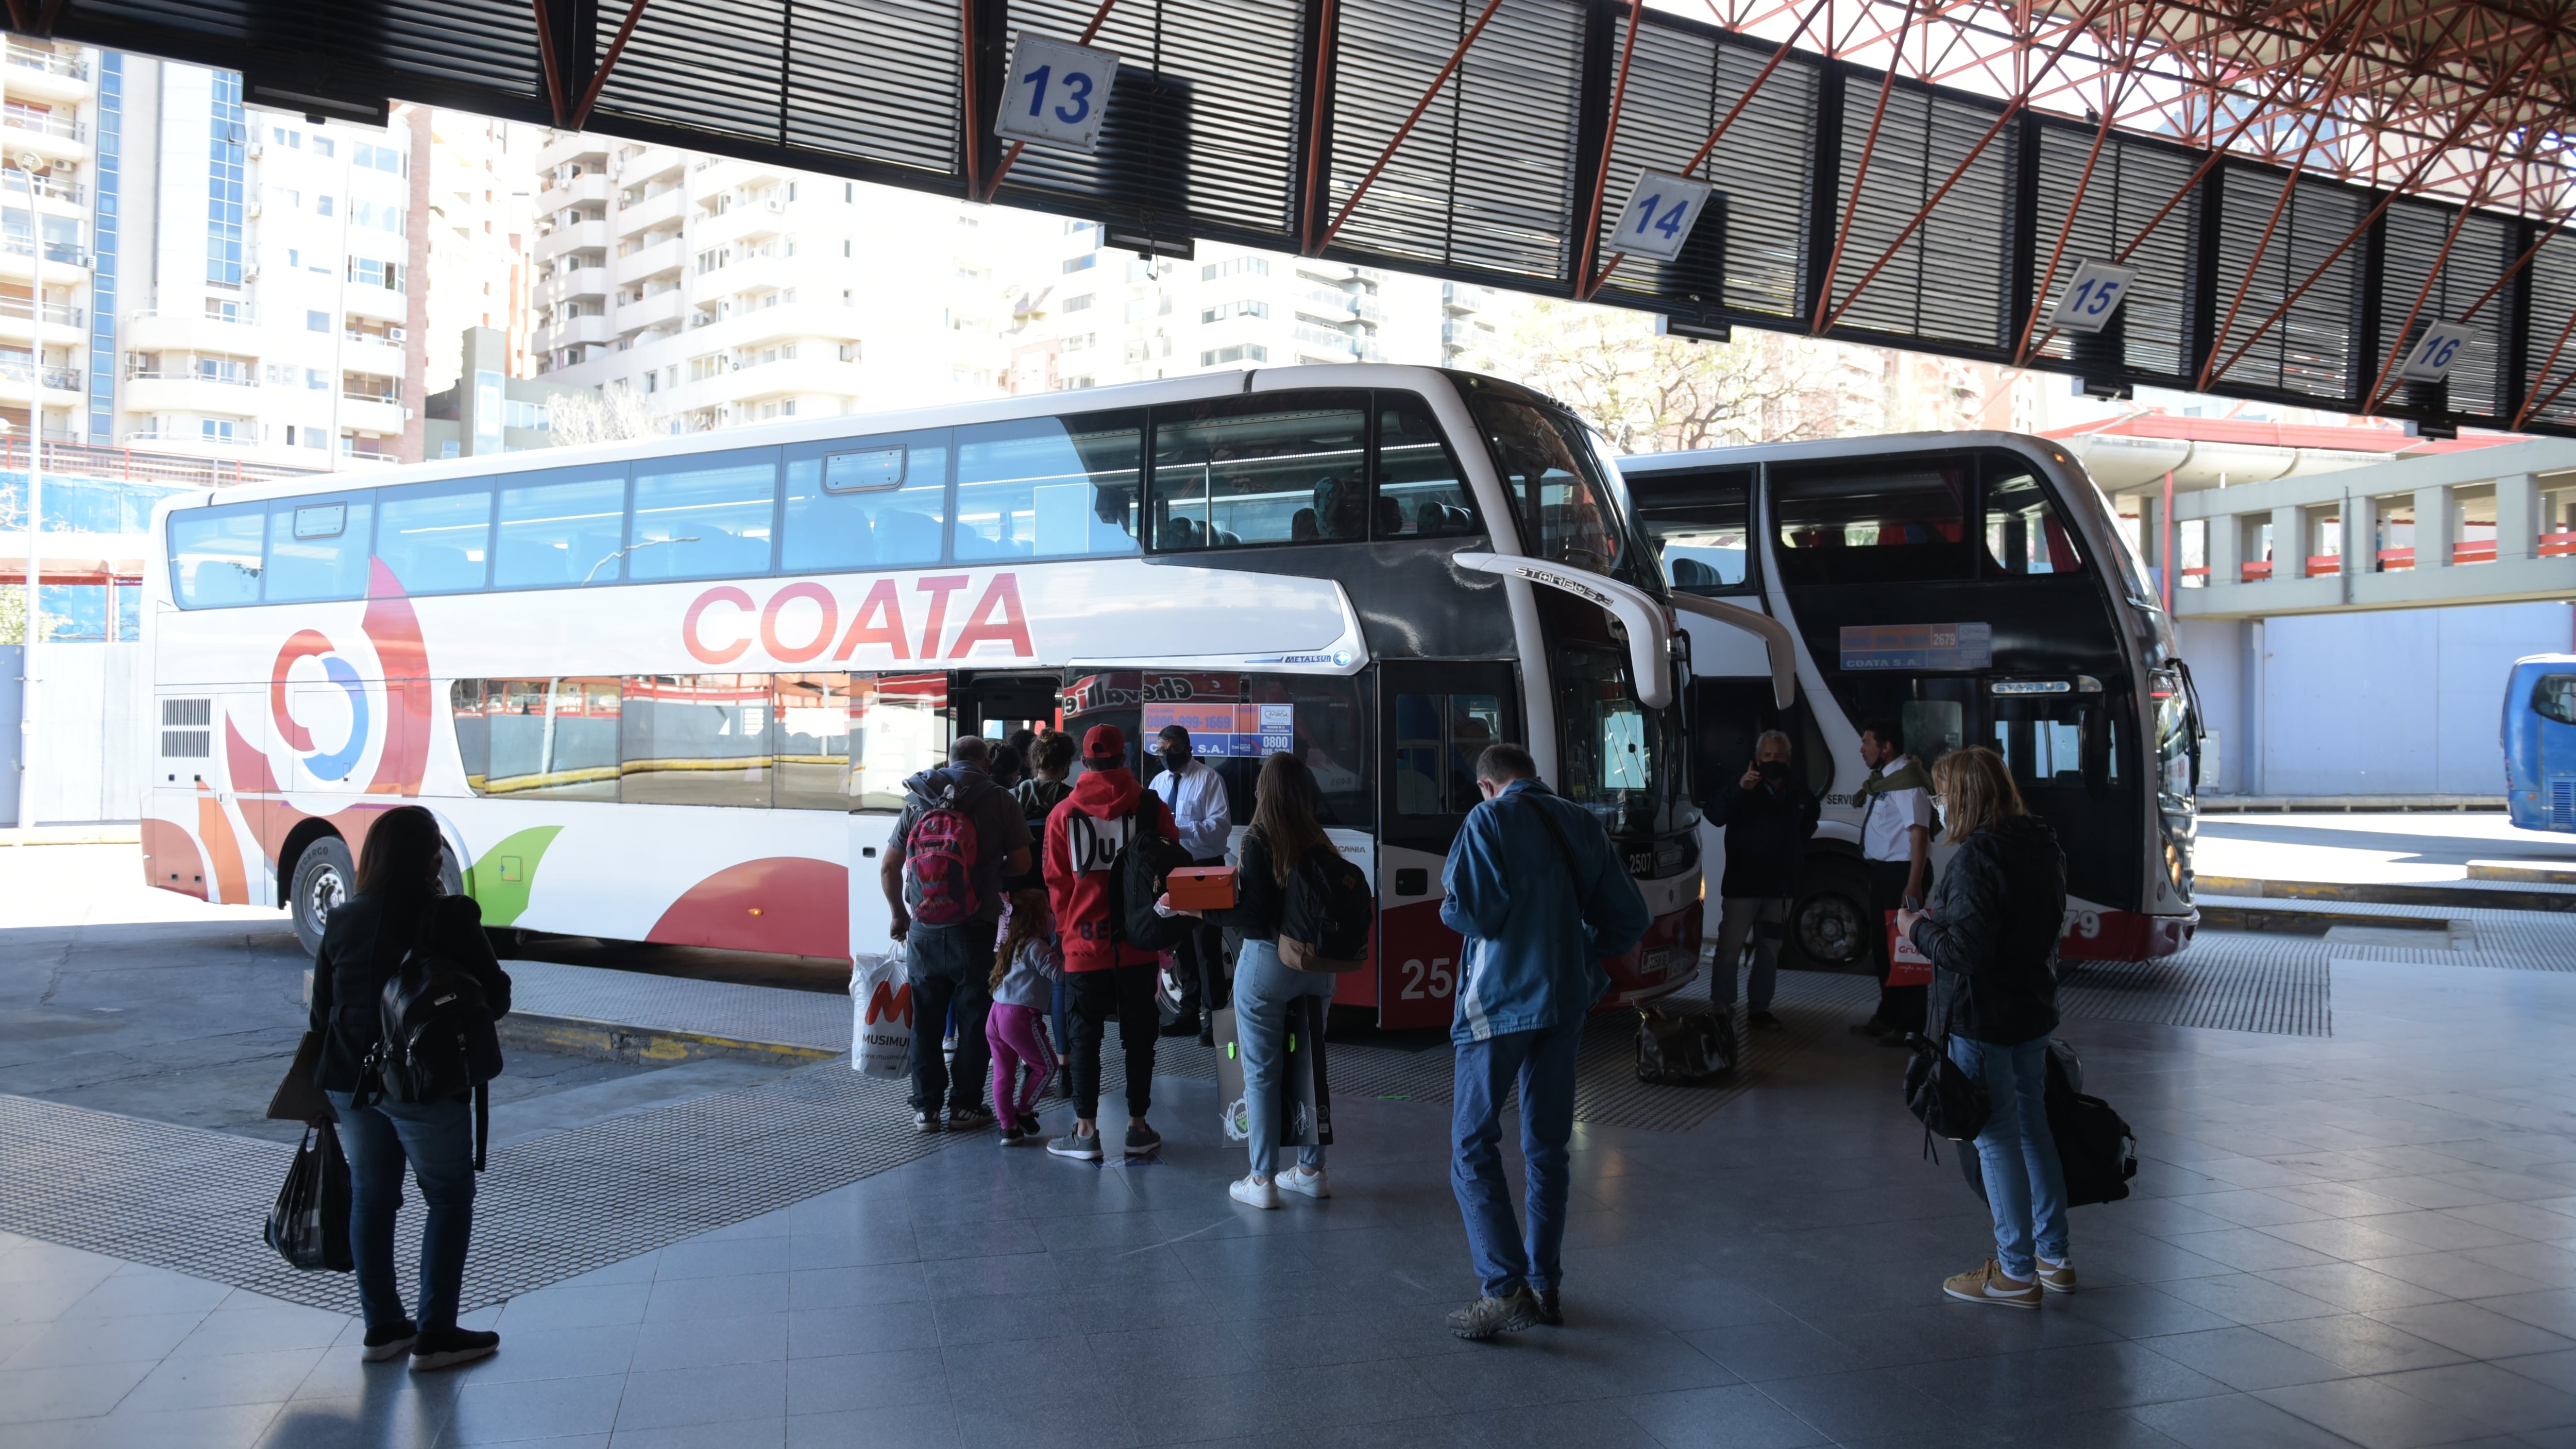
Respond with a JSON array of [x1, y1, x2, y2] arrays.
[[307, 806, 511, 1369], [1899, 747, 2072, 1309], [1164, 752, 1336, 1209]]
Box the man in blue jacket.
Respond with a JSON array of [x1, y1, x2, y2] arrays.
[[1439, 742, 1651, 1339]]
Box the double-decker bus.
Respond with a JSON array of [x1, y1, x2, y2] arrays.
[[142, 365, 1738, 1029], [1621, 432, 2200, 972]]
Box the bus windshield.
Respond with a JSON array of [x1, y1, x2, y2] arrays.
[[1468, 393, 1662, 596], [1554, 643, 1691, 838]]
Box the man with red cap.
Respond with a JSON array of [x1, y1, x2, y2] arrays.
[[1043, 724, 1179, 1162]]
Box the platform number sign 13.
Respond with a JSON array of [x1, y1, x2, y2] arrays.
[[996, 33, 1120, 154], [2046, 259, 2138, 334], [2398, 320, 2476, 383], [1615, 170, 1715, 263]]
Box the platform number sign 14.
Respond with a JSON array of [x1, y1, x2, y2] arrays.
[[2398, 320, 2476, 383], [2046, 259, 2138, 334], [996, 33, 1120, 154], [1615, 170, 1715, 263]]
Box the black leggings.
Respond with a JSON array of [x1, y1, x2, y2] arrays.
[[1067, 963, 1158, 1121]]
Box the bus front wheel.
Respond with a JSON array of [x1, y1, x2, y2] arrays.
[[1787, 857, 1873, 973], [289, 836, 353, 958]]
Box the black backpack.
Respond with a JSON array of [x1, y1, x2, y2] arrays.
[[359, 937, 505, 1169], [1278, 842, 1372, 973], [1113, 799, 1197, 953], [1959, 1040, 2138, 1206]]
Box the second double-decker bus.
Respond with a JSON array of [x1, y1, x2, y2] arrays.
[[1621, 432, 2201, 973], [142, 365, 1747, 1030]]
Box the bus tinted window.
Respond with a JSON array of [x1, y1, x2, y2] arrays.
[[1393, 692, 1502, 816], [170, 503, 265, 607], [496, 465, 629, 589], [1470, 394, 1629, 576], [264, 493, 374, 603], [774, 672, 859, 809], [450, 678, 621, 800], [1556, 643, 1690, 836], [955, 412, 1143, 560], [1772, 462, 1974, 584], [848, 673, 948, 810], [1377, 397, 1479, 540], [622, 675, 772, 807], [378, 481, 493, 595], [782, 430, 949, 573], [1984, 473, 2085, 576], [630, 449, 778, 582], [2531, 673, 2576, 726], [1633, 470, 1752, 592], [1151, 396, 1368, 550]]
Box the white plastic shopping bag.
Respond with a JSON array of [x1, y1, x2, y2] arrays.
[[851, 940, 913, 1078]]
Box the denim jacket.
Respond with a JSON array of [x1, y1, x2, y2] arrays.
[[1439, 778, 1652, 1044]]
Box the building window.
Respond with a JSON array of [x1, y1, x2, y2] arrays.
[[311, 136, 334, 158], [306, 310, 329, 333], [353, 141, 404, 175], [1062, 254, 1096, 274], [204, 72, 246, 288], [1201, 299, 1268, 324], [1202, 257, 1269, 281], [346, 257, 404, 292], [1063, 334, 1095, 352], [1063, 294, 1094, 313], [1199, 344, 1269, 366]]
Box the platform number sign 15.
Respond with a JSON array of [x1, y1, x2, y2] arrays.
[[1614, 170, 1715, 263], [2046, 259, 2139, 334], [996, 33, 1121, 154], [2398, 320, 2476, 383]]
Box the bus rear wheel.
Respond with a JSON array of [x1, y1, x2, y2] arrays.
[[289, 836, 353, 957], [1786, 857, 1873, 973]]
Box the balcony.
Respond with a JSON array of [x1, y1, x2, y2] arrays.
[[6, 44, 90, 105], [691, 203, 788, 255], [615, 289, 684, 335], [123, 371, 257, 416], [682, 356, 865, 412], [0, 294, 82, 349], [338, 395, 406, 435], [343, 331, 405, 367], [0, 235, 89, 280], [2, 171, 85, 209], [536, 263, 609, 308], [2, 104, 86, 166], [536, 133, 608, 176], [343, 285, 408, 325], [617, 185, 685, 238], [544, 171, 612, 209], [536, 217, 611, 259], [536, 312, 613, 350], [615, 234, 685, 286]]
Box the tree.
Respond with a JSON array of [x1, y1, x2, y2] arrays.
[[545, 386, 660, 447], [0, 586, 68, 645], [1467, 298, 1873, 452]]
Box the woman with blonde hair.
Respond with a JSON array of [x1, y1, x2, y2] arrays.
[[1897, 746, 2070, 1310]]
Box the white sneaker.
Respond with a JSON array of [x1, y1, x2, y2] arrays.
[[1276, 1164, 1331, 1199], [1229, 1174, 1280, 1209]]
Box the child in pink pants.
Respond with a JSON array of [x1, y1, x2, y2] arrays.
[[987, 889, 1062, 1145]]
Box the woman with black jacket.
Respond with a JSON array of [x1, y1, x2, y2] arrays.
[[307, 805, 512, 1370], [1898, 747, 2071, 1310], [1163, 752, 1336, 1210]]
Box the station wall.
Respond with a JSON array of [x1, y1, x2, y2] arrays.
[[3, 643, 146, 825], [2180, 602, 2576, 799]]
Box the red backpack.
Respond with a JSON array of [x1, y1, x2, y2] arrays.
[[902, 783, 980, 927]]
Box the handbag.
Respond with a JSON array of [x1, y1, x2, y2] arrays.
[[1635, 1004, 1733, 1085], [264, 1030, 336, 1123], [1960, 1041, 2138, 1206], [263, 1122, 353, 1272], [1902, 1032, 1990, 1159]]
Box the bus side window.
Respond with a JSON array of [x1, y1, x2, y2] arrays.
[[622, 674, 773, 808], [378, 481, 494, 595], [630, 448, 781, 582], [846, 672, 950, 811], [1771, 462, 1974, 585], [449, 678, 620, 800], [773, 673, 859, 810], [1375, 396, 1479, 540], [1393, 692, 1501, 817], [496, 464, 630, 589], [782, 429, 950, 573], [263, 495, 374, 603], [1634, 469, 1752, 592], [168, 502, 266, 607], [1983, 473, 2086, 577], [954, 412, 1142, 560], [1150, 395, 1368, 550]]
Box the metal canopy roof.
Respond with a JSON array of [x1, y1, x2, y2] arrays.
[[32, 0, 2576, 437]]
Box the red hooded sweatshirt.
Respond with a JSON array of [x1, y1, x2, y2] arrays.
[[1044, 766, 1176, 973]]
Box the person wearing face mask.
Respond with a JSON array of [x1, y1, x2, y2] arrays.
[[1148, 724, 1233, 1043], [1707, 729, 1819, 1034]]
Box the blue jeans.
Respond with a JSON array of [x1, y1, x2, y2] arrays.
[[1232, 940, 1333, 1180], [326, 1089, 476, 1335], [1949, 1035, 2071, 1280], [1451, 1014, 1583, 1298]]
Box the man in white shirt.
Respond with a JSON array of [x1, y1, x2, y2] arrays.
[[1150, 724, 1233, 1043], [1851, 719, 1934, 1044]]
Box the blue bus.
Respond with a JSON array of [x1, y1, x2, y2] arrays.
[[2504, 655, 2576, 833]]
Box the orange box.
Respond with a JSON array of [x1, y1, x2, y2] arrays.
[[1166, 865, 1238, 912]]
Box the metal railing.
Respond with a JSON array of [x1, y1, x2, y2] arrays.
[[1, 172, 85, 206], [0, 234, 89, 268], [0, 358, 81, 389], [2, 104, 84, 141], [0, 295, 79, 327], [6, 44, 89, 81], [342, 389, 400, 406]]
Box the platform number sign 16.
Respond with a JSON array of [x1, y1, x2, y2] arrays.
[[2046, 259, 2139, 334], [996, 33, 1121, 154], [2398, 320, 2476, 383], [1614, 170, 1715, 263]]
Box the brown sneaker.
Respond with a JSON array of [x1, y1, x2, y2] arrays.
[[1943, 1259, 2041, 1309], [2035, 1257, 2076, 1294]]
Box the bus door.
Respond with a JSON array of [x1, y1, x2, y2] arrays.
[[955, 671, 1061, 740], [1377, 663, 1518, 1030]]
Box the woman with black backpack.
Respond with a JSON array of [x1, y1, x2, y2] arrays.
[[1896, 747, 2071, 1310], [1165, 752, 1339, 1209], [307, 805, 512, 1370]]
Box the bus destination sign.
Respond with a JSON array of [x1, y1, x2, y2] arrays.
[[1838, 622, 1993, 672]]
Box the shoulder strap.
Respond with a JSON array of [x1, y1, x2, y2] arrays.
[[1519, 795, 1587, 888]]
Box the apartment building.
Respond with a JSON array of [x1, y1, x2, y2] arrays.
[[530, 133, 1056, 431], [0, 37, 107, 449], [1001, 227, 1493, 394]]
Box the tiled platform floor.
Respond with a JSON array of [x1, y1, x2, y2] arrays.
[[9, 951, 2576, 1448]]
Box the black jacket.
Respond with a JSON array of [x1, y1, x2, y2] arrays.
[[1708, 774, 1820, 898], [309, 892, 512, 1093], [1908, 814, 2064, 1046], [1202, 831, 1290, 945]]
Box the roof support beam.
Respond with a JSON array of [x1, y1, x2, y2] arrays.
[[1571, 0, 1649, 302]]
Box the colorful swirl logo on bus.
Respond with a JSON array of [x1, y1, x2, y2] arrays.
[[270, 630, 371, 781]]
